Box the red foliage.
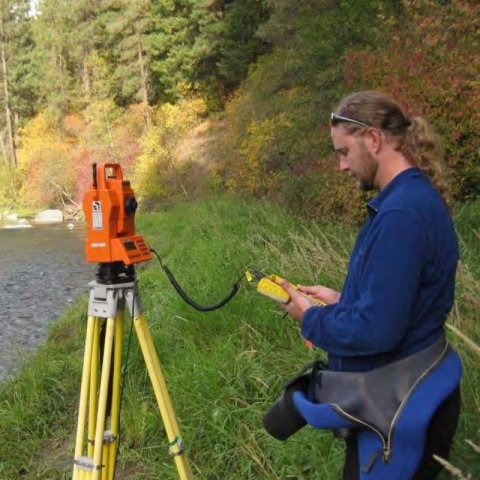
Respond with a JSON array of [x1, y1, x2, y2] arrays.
[[63, 114, 88, 142], [66, 106, 144, 205], [292, 157, 322, 177], [343, 0, 480, 199], [71, 148, 98, 205]]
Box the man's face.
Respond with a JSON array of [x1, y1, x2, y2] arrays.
[[331, 125, 378, 191]]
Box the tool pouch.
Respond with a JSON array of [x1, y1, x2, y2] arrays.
[[262, 360, 326, 441], [263, 335, 452, 445], [312, 335, 449, 439]]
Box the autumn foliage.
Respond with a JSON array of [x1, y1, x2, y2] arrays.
[[344, 0, 480, 201], [15, 105, 145, 213], [205, 0, 480, 223], [1, 0, 478, 225]]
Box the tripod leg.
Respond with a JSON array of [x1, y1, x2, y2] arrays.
[[91, 316, 116, 480], [73, 315, 97, 480], [105, 309, 124, 480], [88, 317, 101, 459], [134, 312, 194, 480], [73, 313, 124, 480]]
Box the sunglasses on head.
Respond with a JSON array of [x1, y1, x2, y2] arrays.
[[330, 112, 369, 128]]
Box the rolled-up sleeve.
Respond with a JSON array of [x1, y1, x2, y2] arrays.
[[301, 209, 426, 357]]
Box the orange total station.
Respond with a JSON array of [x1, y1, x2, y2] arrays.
[[83, 163, 152, 265]]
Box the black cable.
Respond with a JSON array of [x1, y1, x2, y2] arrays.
[[107, 251, 248, 475], [150, 248, 244, 312]]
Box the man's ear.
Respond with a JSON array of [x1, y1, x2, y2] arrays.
[[366, 127, 382, 154]]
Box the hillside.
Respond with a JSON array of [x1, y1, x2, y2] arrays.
[[0, 0, 478, 224]]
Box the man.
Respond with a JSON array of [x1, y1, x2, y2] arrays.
[[279, 91, 461, 480]]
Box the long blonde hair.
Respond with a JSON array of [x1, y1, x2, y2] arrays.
[[334, 91, 452, 208]]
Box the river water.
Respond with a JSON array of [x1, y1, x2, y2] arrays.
[[0, 223, 94, 381]]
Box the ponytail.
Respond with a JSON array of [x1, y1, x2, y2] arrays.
[[403, 117, 452, 209]]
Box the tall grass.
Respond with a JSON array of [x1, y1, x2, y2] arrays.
[[0, 196, 478, 479]]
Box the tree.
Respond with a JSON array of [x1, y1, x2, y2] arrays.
[[32, 0, 77, 115], [0, 0, 32, 167], [101, 0, 156, 124], [148, 0, 196, 102], [191, 0, 272, 108], [70, 0, 106, 106], [148, 0, 272, 109]]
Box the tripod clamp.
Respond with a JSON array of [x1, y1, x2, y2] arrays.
[[87, 279, 142, 320], [169, 435, 186, 457]]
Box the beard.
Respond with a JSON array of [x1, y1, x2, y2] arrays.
[[355, 142, 378, 191]]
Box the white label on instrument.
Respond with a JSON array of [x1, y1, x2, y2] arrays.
[[92, 201, 102, 229]]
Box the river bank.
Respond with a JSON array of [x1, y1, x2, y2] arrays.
[[0, 208, 72, 229], [0, 222, 93, 381]]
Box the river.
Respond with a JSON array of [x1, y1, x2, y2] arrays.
[[0, 223, 94, 381]]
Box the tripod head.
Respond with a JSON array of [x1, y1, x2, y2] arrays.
[[83, 163, 152, 267]]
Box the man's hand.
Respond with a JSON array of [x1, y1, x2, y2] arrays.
[[277, 281, 314, 322], [296, 285, 340, 305], [279, 281, 340, 323]]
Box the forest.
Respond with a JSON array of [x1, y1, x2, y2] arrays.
[[0, 0, 478, 222]]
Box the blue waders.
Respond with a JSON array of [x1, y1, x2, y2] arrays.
[[292, 346, 462, 480]]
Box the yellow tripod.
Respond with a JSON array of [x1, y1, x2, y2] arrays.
[[72, 264, 194, 480]]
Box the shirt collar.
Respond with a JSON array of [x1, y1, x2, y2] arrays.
[[367, 167, 420, 214]]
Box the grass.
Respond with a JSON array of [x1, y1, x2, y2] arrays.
[[0, 195, 479, 479]]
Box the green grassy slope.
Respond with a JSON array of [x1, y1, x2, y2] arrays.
[[0, 196, 478, 479]]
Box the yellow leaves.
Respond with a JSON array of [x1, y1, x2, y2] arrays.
[[17, 113, 73, 207], [226, 113, 292, 195], [14, 97, 208, 210], [17, 113, 70, 175], [175, 81, 201, 98], [132, 98, 207, 207], [17, 114, 57, 158], [155, 98, 207, 134], [83, 99, 120, 141]]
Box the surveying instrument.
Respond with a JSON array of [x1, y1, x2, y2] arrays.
[[72, 163, 193, 480]]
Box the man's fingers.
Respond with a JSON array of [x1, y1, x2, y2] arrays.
[[280, 279, 295, 295], [298, 285, 320, 295]]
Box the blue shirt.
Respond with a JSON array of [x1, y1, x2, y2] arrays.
[[302, 168, 459, 372]]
